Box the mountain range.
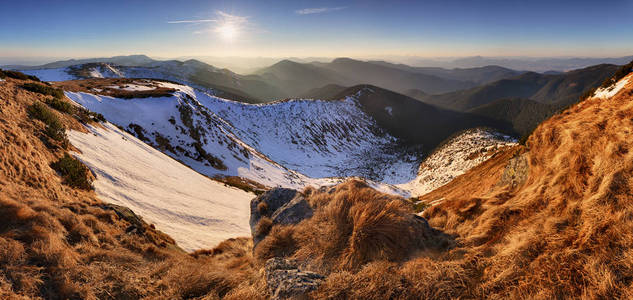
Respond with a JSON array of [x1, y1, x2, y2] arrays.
[[14, 54, 624, 147], [2, 58, 632, 298], [12, 55, 534, 101]]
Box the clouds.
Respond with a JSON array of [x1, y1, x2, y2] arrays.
[[295, 6, 346, 15], [167, 19, 215, 24], [168, 11, 251, 39]]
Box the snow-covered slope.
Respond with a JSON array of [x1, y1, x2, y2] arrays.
[[65, 82, 336, 189], [397, 129, 516, 197], [19, 61, 266, 102], [67, 122, 254, 251], [64, 79, 515, 198], [63, 80, 414, 193], [200, 96, 421, 183], [21, 67, 76, 81], [593, 74, 631, 99]]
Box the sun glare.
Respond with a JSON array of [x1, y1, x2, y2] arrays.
[[217, 23, 238, 40]]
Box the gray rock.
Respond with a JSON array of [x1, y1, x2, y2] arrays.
[[250, 188, 298, 231], [498, 153, 529, 189], [101, 203, 145, 234], [271, 195, 313, 226], [250, 188, 314, 247], [265, 258, 325, 300]]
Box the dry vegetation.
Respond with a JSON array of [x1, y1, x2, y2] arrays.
[[253, 72, 633, 299], [3, 67, 633, 299], [214, 175, 269, 195], [52, 78, 177, 99], [414, 73, 633, 299], [0, 76, 263, 299]]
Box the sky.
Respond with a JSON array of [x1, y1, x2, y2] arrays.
[[1, 0, 632, 63]]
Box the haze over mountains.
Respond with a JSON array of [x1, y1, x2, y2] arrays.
[[7, 54, 633, 74], [8, 53, 626, 202], [14, 54, 624, 141]]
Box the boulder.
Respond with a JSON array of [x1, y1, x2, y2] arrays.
[[265, 258, 324, 300], [250, 188, 313, 247]]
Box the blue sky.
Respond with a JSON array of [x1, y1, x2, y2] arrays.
[[1, 0, 632, 61]]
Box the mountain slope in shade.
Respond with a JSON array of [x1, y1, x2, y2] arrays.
[[314, 57, 477, 94], [332, 85, 511, 148], [254, 60, 354, 97], [421, 64, 620, 111], [402, 88, 427, 101], [299, 83, 348, 100], [467, 98, 558, 137], [369, 61, 524, 85], [68, 122, 253, 251]]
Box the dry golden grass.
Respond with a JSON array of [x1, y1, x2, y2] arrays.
[[414, 73, 633, 298], [52, 78, 176, 99], [0, 77, 265, 299], [255, 180, 452, 274], [5, 70, 633, 298], [256, 74, 633, 299]]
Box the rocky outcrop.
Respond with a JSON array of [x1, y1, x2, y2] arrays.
[[498, 152, 529, 188], [101, 203, 146, 234], [265, 258, 324, 300], [250, 188, 313, 247]]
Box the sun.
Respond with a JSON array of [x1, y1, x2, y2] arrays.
[[216, 23, 238, 40]]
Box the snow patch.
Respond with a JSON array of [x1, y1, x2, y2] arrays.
[[20, 68, 75, 82], [385, 106, 393, 116], [68, 122, 254, 251], [593, 76, 630, 99], [105, 83, 156, 91], [397, 129, 516, 197]]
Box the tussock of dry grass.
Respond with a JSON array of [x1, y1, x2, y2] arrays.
[[256, 180, 452, 272]]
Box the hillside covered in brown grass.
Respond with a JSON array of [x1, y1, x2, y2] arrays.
[[245, 67, 633, 299], [2, 62, 633, 299], [417, 71, 633, 298], [0, 73, 265, 299]]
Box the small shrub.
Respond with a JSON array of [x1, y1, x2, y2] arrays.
[[46, 97, 74, 114], [50, 153, 93, 190], [600, 60, 633, 88], [255, 217, 272, 238], [22, 83, 64, 98], [28, 102, 68, 146], [128, 123, 149, 142], [412, 200, 431, 213], [73, 106, 105, 124]]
